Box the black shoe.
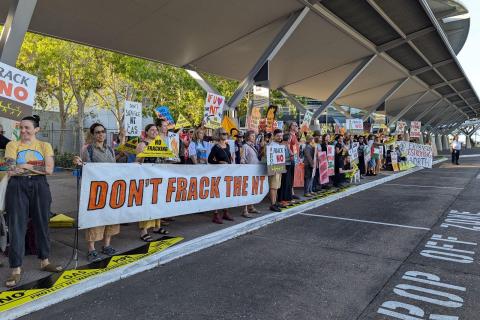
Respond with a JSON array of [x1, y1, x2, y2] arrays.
[[456, 163, 459, 165], [270, 205, 281, 212], [292, 195, 300, 200]]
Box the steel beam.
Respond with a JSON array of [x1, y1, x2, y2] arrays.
[[0, 0, 37, 65], [411, 59, 454, 76], [414, 98, 442, 121], [388, 91, 429, 125], [424, 105, 454, 128], [227, 7, 309, 109], [431, 78, 464, 89], [312, 55, 376, 120], [377, 27, 435, 52], [278, 88, 306, 113], [362, 78, 408, 121]]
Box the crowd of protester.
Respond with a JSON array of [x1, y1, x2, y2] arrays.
[[0, 114, 427, 287]]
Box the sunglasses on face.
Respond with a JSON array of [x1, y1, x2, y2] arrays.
[[94, 130, 105, 134], [220, 132, 228, 135]]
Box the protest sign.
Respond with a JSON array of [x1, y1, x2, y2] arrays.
[[396, 141, 409, 157], [300, 110, 313, 133], [204, 92, 225, 129], [265, 105, 277, 133], [396, 121, 406, 134], [167, 132, 180, 161], [155, 106, 175, 129], [349, 145, 359, 162], [136, 136, 174, 158], [0, 61, 38, 121], [266, 144, 287, 175], [318, 151, 329, 184], [346, 118, 363, 134], [410, 121, 421, 138], [78, 163, 269, 229], [124, 100, 142, 136], [276, 121, 284, 130], [391, 152, 399, 172], [174, 113, 192, 129], [116, 137, 140, 154], [407, 142, 433, 168], [248, 107, 262, 133], [326, 145, 335, 176]]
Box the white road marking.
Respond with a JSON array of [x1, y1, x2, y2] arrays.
[[383, 183, 463, 190], [300, 213, 431, 231]]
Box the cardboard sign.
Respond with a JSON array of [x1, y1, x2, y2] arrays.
[[301, 110, 314, 133], [248, 107, 262, 133], [391, 152, 399, 172], [265, 105, 277, 133], [326, 145, 335, 176], [0, 62, 38, 121], [167, 132, 180, 161], [266, 144, 287, 175], [364, 145, 371, 168], [155, 106, 175, 129], [318, 151, 329, 184], [116, 137, 140, 154], [410, 121, 421, 138], [349, 145, 359, 163], [174, 113, 192, 129], [396, 121, 406, 134], [276, 120, 284, 130], [136, 136, 174, 158], [124, 100, 142, 136], [346, 118, 363, 134], [203, 92, 225, 129]]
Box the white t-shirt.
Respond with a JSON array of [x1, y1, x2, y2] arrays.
[[451, 141, 461, 151]]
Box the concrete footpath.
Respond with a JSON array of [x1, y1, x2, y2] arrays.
[[19, 155, 480, 320]]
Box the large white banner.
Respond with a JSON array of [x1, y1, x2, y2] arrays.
[[78, 163, 269, 229]]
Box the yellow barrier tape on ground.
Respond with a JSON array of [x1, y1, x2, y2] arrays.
[[0, 237, 183, 313]]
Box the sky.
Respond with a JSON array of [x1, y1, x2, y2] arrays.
[[457, 0, 480, 97]]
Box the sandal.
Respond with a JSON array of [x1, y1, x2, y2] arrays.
[[41, 264, 63, 273], [140, 234, 154, 242], [248, 208, 260, 214], [5, 273, 21, 288], [154, 227, 169, 235]]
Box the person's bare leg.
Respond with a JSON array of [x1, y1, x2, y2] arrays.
[[87, 241, 95, 252], [104, 235, 112, 247]]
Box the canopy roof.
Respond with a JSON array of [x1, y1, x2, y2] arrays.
[[0, 0, 477, 128]]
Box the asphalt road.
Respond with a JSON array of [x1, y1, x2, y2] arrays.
[[22, 157, 480, 320]]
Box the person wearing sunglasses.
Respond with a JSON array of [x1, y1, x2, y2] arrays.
[[208, 128, 234, 224], [73, 123, 120, 262]]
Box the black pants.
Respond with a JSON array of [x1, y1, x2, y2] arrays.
[[278, 164, 293, 202], [6, 176, 52, 268], [451, 150, 460, 164]]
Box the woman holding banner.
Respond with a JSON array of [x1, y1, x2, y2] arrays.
[[74, 123, 121, 262], [136, 123, 169, 242], [5, 115, 63, 287], [189, 127, 211, 164], [240, 130, 261, 218], [208, 127, 234, 224]]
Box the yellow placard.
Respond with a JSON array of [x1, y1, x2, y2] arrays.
[[384, 136, 397, 145], [136, 136, 174, 158], [221, 115, 239, 136], [174, 114, 192, 130], [116, 137, 140, 154]]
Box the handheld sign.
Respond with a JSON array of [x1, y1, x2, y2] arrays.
[[0, 61, 38, 121], [116, 137, 140, 154], [266, 144, 287, 175], [204, 93, 225, 129], [124, 101, 142, 136], [136, 136, 174, 158], [174, 113, 192, 129]]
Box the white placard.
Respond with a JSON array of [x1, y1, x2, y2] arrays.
[[124, 100, 142, 136], [0, 61, 37, 106], [410, 121, 421, 138]]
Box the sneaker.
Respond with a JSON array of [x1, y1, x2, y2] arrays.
[[87, 250, 102, 263], [101, 246, 117, 256], [270, 205, 281, 212]]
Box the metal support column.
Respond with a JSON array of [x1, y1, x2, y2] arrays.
[[388, 91, 429, 125], [278, 88, 306, 113], [0, 0, 37, 65], [312, 55, 376, 120], [227, 7, 310, 110], [362, 78, 408, 121]]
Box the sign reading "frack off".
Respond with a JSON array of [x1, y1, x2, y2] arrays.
[[0, 61, 37, 121]]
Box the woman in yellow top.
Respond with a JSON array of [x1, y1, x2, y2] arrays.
[[4, 115, 62, 288]]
